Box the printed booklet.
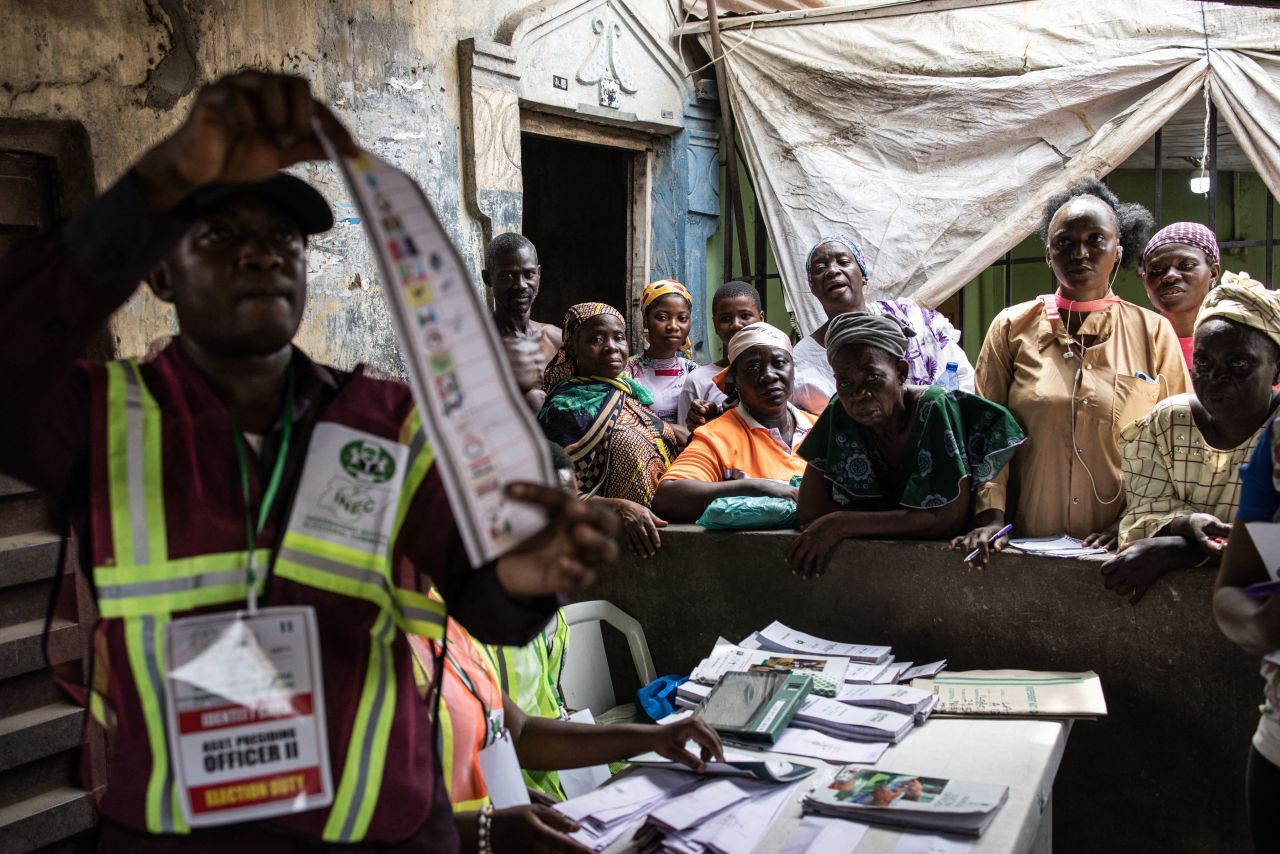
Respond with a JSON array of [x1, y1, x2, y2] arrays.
[[803, 766, 1009, 836]]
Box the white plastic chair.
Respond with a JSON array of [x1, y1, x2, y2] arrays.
[[559, 600, 657, 719]]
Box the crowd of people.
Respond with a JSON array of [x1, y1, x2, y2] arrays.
[[5, 70, 1280, 851]]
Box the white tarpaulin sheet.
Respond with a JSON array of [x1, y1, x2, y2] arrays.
[[702, 0, 1280, 334]]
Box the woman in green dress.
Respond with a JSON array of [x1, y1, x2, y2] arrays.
[[789, 312, 1025, 578]]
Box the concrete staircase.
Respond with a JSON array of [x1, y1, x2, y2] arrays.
[[0, 475, 95, 852]]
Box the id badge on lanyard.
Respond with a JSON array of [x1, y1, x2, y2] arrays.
[[477, 722, 531, 809], [162, 370, 334, 825], [163, 606, 334, 826]]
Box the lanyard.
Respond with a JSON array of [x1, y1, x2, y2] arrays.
[[229, 367, 296, 615], [443, 643, 502, 743]]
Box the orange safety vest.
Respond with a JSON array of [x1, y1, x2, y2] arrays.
[[408, 618, 505, 811]]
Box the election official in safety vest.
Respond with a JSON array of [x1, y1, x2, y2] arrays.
[[0, 71, 622, 851]]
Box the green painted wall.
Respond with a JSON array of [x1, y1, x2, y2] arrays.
[[708, 130, 1279, 366], [959, 169, 1280, 363]]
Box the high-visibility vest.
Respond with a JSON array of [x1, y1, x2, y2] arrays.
[[407, 619, 505, 812], [481, 611, 570, 799], [86, 353, 445, 842]]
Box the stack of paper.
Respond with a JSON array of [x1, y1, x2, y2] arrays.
[[803, 766, 1009, 837], [844, 660, 891, 684], [1006, 535, 1107, 558], [629, 744, 816, 783], [689, 638, 849, 696], [557, 768, 701, 851], [641, 779, 804, 854], [740, 621, 893, 664], [911, 670, 1108, 718], [837, 684, 938, 723], [658, 708, 890, 766], [794, 695, 915, 743]]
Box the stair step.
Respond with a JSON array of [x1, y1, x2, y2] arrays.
[[0, 669, 71, 719], [0, 619, 81, 682], [0, 703, 83, 773], [0, 494, 55, 539], [0, 786, 95, 851], [0, 532, 61, 589], [0, 475, 36, 499]]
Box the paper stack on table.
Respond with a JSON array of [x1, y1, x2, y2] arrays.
[[803, 766, 1009, 837], [557, 765, 804, 854], [1006, 535, 1107, 558], [690, 638, 850, 696], [740, 621, 893, 664], [837, 683, 939, 723], [628, 744, 816, 783], [794, 695, 915, 743], [911, 670, 1107, 718]]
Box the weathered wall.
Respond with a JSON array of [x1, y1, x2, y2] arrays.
[[592, 527, 1258, 854], [1, 0, 684, 371]]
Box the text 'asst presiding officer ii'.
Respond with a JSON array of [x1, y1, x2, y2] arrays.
[[0, 72, 620, 852]]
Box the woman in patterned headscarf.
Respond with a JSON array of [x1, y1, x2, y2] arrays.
[[1104, 280, 1280, 604], [791, 236, 974, 415], [787, 312, 1023, 579], [539, 303, 678, 556], [1140, 221, 1224, 367], [626, 280, 699, 432]]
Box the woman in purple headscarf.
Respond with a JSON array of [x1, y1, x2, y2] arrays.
[[791, 237, 974, 415], [1139, 222, 1223, 367]]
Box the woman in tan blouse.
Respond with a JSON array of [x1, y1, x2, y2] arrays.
[[954, 179, 1188, 565]]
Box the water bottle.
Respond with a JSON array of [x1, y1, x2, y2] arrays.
[[935, 361, 960, 392]]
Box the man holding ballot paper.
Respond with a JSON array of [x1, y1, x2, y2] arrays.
[[0, 71, 621, 851]]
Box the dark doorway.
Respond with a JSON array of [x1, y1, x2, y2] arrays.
[[520, 133, 631, 330]]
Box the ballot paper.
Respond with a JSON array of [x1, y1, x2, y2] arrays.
[[690, 638, 849, 695], [681, 779, 803, 854], [803, 766, 1008, 837], [745, 621, 893, 664], [892, 832, 974, 854], [1006, 535, 1107, 558], [780, 815, 870, 854], [845, 660, 892, 684], [629, 743, 816, 782], [837, 683, 939, 722], [768, 727, 889, 765], [876, 662, 912, 684], [795, 695, 915, 743], [321, 136, 555, 564], [647, 779, 754, 833], [900, 660, 948, 682], [912, 670, 1107, 718]]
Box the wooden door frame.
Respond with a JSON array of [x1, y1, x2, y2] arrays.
[[519, 109, 657, 351]]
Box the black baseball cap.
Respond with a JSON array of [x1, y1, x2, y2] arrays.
[[177, 173, 334, 236]]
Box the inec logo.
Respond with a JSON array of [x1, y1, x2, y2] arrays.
[[340, 440, 396, 484]]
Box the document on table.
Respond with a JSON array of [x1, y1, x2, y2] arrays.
[[769, 727, 888, 765], [780, 815, 869, 854], [320, 135, 555, 564], [1006, 535, 1107, 558], [747, 621, 893, 664], [892, 833, 973, 854], [648, 779, 753, 832], [685, 780, 801, 854], [912, 670, 1107, 717]]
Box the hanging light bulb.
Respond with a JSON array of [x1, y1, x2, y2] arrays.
[[1190, 168, 1210, 195]]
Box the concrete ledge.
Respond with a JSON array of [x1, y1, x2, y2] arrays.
[[589, 526, 1257, 853]]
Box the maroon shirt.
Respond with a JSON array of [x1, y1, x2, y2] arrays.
[[0, 173, 558, 848]]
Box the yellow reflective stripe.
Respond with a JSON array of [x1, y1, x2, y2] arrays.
[[281, 531, 383, 573], [392, 414, 434, 542], [393, 586, 448, 638], [451, 795, 490, 813], [275, 549, 444, 639], [94, 550, 269, 618], [105, 363, 134, 565], [124, 615, 186, 834], [137, 363, 168, 563], [324, 610, 397, 841], [89, 691, 108, 728]]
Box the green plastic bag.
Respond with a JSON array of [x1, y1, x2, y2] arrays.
[[695, 495, 797, 530]]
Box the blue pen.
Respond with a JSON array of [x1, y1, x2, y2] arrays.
[[965, 523, 1014, 564]]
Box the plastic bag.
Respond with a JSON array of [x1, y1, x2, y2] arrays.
[[638, 674, 688, 722], [695, 496, 797, 530]]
